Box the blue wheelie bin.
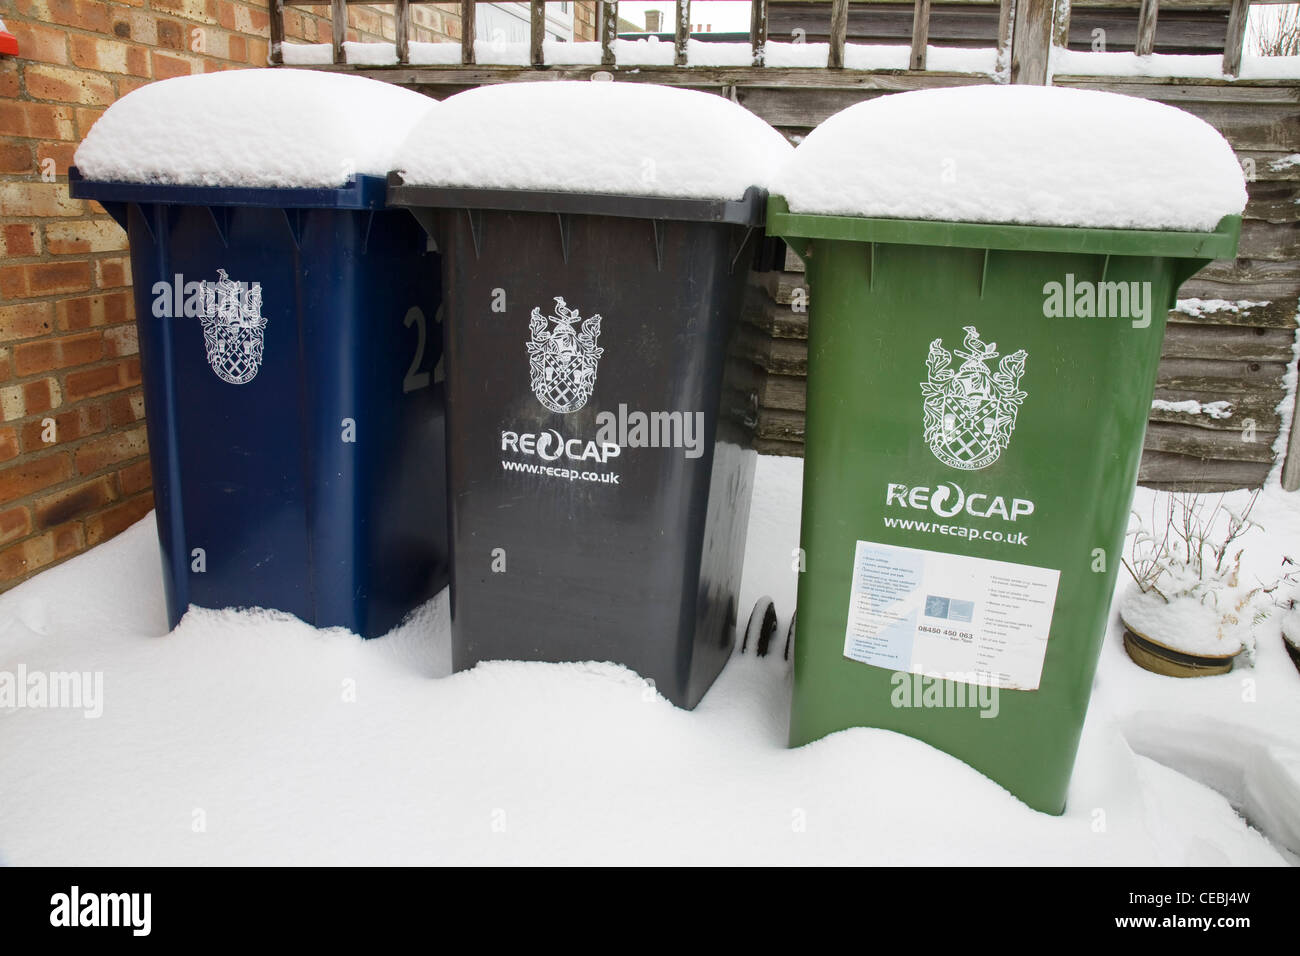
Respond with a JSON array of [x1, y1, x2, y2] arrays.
[[69, 74, 446, 638]]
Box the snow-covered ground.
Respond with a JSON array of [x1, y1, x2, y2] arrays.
[[0, 457, 1295, 866]]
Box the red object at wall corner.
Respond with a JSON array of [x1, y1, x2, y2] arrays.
[[0, 29, 18, 56]]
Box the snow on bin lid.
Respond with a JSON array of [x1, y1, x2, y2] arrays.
[[74, 69, 436, 189], [392, 81, 792, 201], [774, 85, 1246, 232]]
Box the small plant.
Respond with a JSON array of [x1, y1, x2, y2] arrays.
[[1279, 566, 1300, 648], [1122, 492, 1293, 665], [1250, 4, 1300, 58]]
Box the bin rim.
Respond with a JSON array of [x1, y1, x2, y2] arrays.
[[765, 195, 1241, 261], [385, 174, 767, 226], [67, 166, 389, 209]]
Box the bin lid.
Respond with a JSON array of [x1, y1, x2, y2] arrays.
[[387, 180, 768, 226], [389, 81, 791, 218], [771, 85, 1246, 235], [766, 195, 1241, 261], [68, 166, 392, 211], [74, 69, 436, 191]]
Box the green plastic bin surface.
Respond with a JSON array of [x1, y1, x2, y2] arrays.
[[768, 196, 1241, 814]]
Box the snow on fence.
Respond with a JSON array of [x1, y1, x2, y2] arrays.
[[268, 0, 1280, 80]]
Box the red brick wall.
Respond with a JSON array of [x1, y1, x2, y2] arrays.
[[0, 2, 460, 589], [574, 1, 598, 42]]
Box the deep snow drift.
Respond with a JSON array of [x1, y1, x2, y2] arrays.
[[0, 457, 1293, 866]]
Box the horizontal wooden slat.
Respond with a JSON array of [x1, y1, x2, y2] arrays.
[[753, 270, 808, 303], [1237, 219, 1300, 260], [1144, 421, 1278, 461], [1246, 181, 1300, 222], [735, 325, 808, 375], [1141, 477, 1272, 492], [1160, 322, 1297, 361], [744, 284, 808, 338], [1237, 151, 1300, 183], [1138, 450, 1273, 487], [1050, 77, 1300, 106], [754, 436, 805, 458], [1156, 361, 1290, 390], [756, 373, 810, 412], [737, 77, 994, 125], [1150, 388, 1283, 431], [1181, 270, 1300, 306], [334, 63, 1006, 93], [757, 407, 807, 443]]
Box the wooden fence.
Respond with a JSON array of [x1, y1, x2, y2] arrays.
[[270, 0, 1278, 78], [273, 0, 1300, 491]]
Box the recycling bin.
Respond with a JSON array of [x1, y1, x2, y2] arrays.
[[768, 91, 1243, 812], [68, 169, 448, 638], [389, 181, 766, 708]]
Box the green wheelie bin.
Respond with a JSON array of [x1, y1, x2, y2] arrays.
[[767, 86, 1244, 814]]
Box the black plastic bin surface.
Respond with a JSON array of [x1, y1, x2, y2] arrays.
[[390, 179, 764, 708], [68, 170, 448, 638]]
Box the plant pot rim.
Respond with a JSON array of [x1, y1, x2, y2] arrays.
[[1119, 612, 1244, 664]]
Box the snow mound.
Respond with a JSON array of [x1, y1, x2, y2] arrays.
[[687, 40, 754, 67], [393, 81, 792, 200], [344, 41, 398, 65], [1150, 398, 1234, 420], [614, 37, 675, 66], [764, 41, 830, 68], [543, 39, 603, 66], [1120, 588, 1244, 657], [279, 43, 333, 65], [1175, 297, 1270, 318], [409, 41, 464, 65], [75, 69, 437, 188], [1051, 47, 1300, 82], [774, 85, 1246, 231]]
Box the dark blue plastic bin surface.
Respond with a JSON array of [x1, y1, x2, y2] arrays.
[[69, 170, 447, 638]]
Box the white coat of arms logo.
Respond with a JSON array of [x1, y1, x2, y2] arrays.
[[527, 296, 603, 414], [921, 325, 1027, 470], [200, 269, 266, 385]]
